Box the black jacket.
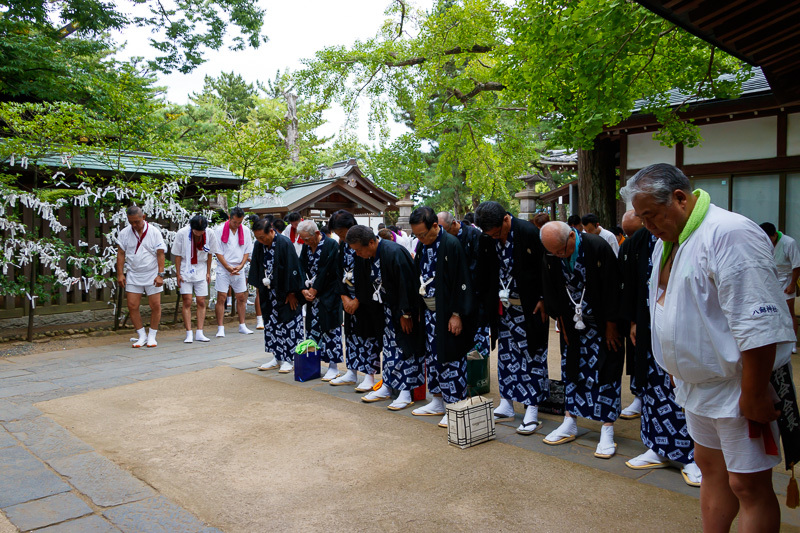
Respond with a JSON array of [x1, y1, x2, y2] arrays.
[[619, 227, 656, 387], [476, 216, 548, 349], [414, 229, 477, 363], [352, 239, 424, 359], [543, 232, 623, 385], [248, 232, 304, 323], [456, 223, 482, 284], [299, 235, 343, 334], [334, 240, 384, 340]]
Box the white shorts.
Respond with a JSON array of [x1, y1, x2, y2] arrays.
[[686, 410, 781, 473], [180, 280, 208, 297], [215, 270, 247, 295], [126, 284, 163, 296]]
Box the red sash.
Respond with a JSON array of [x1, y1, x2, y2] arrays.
[[191, 231, 206, 265], [134, 222, 149, 254]]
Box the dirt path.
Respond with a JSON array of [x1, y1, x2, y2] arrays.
[[39, 366, 703, 533]]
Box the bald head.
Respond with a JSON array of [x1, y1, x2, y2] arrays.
[[621, 209, 643, 237], [541, 221, 573, 257]]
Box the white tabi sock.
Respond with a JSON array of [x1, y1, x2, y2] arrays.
[[627, 448, 666, 467], [226, 296, 232, 306], [238, 323, 254, 335], [494, 398, 514, 418], [256, 315, 265, 329], [331, 369, 357, 384], [622, 397, 642, 416], [545, 415, 578, 443], [184, 331, 193, 343], [389, 390, 413, 409], [322, 364, 339, 381], [216, 325, 225, 337], [356, 374, 376, 391], [195, 330, 210, 342], [522, 405, 539, 424], [364, 383, 390, 400], [596, 425, 616, 456]]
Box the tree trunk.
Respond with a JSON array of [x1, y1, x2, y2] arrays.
[[284, 92, 299, 164], [556, 204, 567, 222], [578, 140, 617, 226], [26, 258, 36, 342], [114, 285, 123, 330]]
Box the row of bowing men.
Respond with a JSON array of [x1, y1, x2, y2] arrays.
[[249, 202, 700, 486]]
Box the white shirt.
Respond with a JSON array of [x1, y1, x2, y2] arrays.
[[117, 222, 167, 286], [282, 225, 304, 256], [649, 204, 795, 418], [597, 226, 620, 255], [395, 232, 415, 254], [214, 223, 253, 268], [773, 233, 800, 299], [172, 225, 219, 282]]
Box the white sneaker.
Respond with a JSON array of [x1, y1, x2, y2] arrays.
[[146, 330, 158, 348], [195, 330, 210, 342], [239, 324, 254, 335], [278, 361, 293, 373], [131, 328, 147, 348], [438, 414, 448, 428], [256, 316, 265, 330], [216, 326, 225, 338], [259, 358, 278, 371]]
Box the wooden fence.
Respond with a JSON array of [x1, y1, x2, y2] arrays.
[[1, 204, 180, 320]]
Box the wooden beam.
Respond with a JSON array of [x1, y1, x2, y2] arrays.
[[778, 111, 788, 157], [682, 154, 800, 177]]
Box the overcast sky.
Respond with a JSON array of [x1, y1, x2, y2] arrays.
[[114, 0, 434, 144]]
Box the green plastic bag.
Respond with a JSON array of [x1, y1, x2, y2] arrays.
[[466, 350, 490, 396]]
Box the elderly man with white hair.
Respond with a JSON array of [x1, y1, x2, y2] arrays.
[[622, 163, 795, 532], [618, 209, 700, 486], [298, 219, 344, 381], [540, 220, 624, 459]]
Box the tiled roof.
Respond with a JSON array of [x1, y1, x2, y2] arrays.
[[3, 149, 241, 182], [631, 68, 770, 113]]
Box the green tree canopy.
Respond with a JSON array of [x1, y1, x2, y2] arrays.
[[1, 0, 267, 74]]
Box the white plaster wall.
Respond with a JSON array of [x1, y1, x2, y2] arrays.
[[627, 132, 675, 170], [684, 116, 777, 164], [788, 113, 800, 157]]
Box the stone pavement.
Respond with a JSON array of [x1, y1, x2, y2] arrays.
[[0, 329, 798, 532]]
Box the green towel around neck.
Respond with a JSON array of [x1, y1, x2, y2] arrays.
[[661, 189, 710, 268]]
